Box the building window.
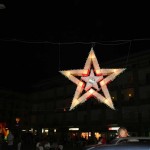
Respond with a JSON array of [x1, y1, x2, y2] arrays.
[[121, 88, 134, 101], [110, 91, 117, 101]]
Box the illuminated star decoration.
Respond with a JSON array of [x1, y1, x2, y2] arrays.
[[60, 48, 126, 111]]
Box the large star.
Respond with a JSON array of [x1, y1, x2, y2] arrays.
[[60, 48, 126, 110]]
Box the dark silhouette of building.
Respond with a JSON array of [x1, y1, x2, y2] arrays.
[[0, 49, 150, 141]]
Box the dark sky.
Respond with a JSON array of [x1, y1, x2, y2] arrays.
[[1, 1, 150, 41], [0, 1, 150, 92]]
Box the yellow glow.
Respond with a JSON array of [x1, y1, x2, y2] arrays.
[[95, 70, 101, 74], [81, 132, 89, 140], [104, 98, 114, 109], [95, 132, 101, 140], [79, 82, 83, 87], [91, 54, 95, 59], [113, 69, 117, 73], [129, 93, 132, 97], [104, 99, 108, 103], [83, 70, 88, 74], [101, 80, 105, 86], [104, 99, 111, 105], [90, 51, 95, 59], [64, 71, 70, 77], [89, 89, 94, 94], [72, 99, 79, 106]]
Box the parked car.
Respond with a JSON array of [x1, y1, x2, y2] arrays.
[[110, 137, 150, 144], [84, 137, 150, 150]]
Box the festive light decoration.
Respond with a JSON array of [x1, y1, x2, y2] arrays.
[[60, 48, 126, 110]]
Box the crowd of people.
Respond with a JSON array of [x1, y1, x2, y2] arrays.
[[0, 129, 64, 150], [0, 126, 129, 150], [35, 138, 63, 150]]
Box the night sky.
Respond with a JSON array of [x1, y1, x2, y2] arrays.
[[0, 1, 150, 92]]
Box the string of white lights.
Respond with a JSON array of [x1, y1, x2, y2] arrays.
[[0, 37, 149, 71]]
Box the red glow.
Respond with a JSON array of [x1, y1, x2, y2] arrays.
[[0, 122, 7, 137], [87, 94, 93, 99], [106, 80, 112, 85], [82, 69, 90, 76]]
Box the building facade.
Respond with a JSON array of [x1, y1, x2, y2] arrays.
[[0, 50, 150, 141]]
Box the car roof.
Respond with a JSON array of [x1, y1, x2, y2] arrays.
[[111, 137, 150, 144], [91, 143, 150, 150], [85, 137, 150, 150]]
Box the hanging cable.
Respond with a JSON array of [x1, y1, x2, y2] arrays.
[[58, 42, 61, 71], [125, 40, 132, 68]]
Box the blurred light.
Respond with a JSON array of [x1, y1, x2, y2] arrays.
[[0, 4, 6, 9], [16, 118, 20, 123], [108, 127, 120, 130], [29, 128, 33, 132], [42, 129, 44, 133], [95, 132, 101, 140], [129, 93, 132, 97], [89, 132, 91, 137], [69, 128, 79, 131]]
